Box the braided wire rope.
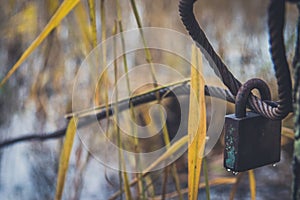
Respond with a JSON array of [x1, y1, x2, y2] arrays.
[[179, 0, 292, 119]]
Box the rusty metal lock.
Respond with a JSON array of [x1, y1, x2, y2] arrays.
[[224, 79, 281, 172]]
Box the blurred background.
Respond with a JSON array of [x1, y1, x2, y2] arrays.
[[0, 0, 298, 199]]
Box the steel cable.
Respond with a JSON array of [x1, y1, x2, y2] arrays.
[[0, 84, 234, 148], [76, 83, 235, 120]]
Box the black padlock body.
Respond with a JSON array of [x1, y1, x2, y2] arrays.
[[224, 112, 281, 172]]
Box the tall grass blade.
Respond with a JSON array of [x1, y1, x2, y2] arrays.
[[0, 0, 80, 87], [203, 158, 210, 200], [282, 126, 295, 140], [116, 0, 139, 152], [229, 172, 244, 200], [116, 0, 144, 197], [94, 0, 109, 105], [73, 2, 93, 53], [143, 136, 188, 174], [144, 175, 155, 197], [97, 0, 110, 117], [129, 0, 157, 85], [171, 165, 183, 200], [129, 1, 183, 198], [152, 177, 237, 200], [55, 117, 77, 200], [188, 45, 206, 200], [87, 0, 97, 47], [248, 170, 256, 200], [161, 167, 170, 200], [108, 136, 188, 200], [113, 21, 132, 200]]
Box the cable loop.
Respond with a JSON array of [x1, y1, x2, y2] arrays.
[[235, 78, 271, 118]]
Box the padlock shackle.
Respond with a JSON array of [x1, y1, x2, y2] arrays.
[[235, 78, 271, 118]]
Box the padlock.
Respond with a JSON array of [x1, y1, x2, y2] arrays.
[[224, 78, 281, 172]]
